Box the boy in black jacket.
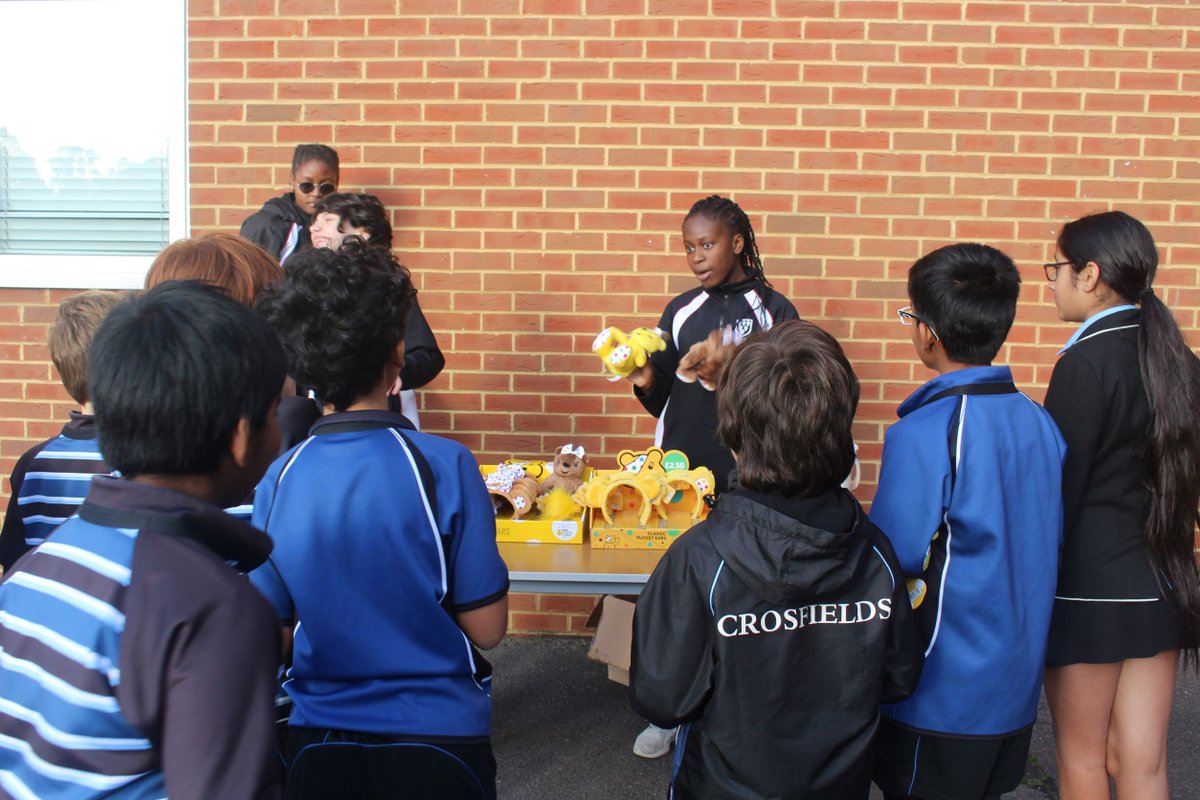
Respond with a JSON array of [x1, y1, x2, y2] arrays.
[[630, 320, 923, 800]]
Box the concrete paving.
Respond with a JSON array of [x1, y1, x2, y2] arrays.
[[491, 635, 1200, 799]]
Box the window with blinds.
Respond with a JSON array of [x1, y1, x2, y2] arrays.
[[0, 134, 170, 256], [0, 0, 186, 288]]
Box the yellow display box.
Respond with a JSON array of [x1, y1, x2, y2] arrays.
[[587, 482, 699, 549], [481, 463, 592, 545], [584, 449, 714, 550]]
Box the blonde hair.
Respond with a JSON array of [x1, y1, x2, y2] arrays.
[[49, 290, 126, 405], [145, 233, 283, 307]]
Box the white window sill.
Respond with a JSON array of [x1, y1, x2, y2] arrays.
[[0, 255, 152, 290]]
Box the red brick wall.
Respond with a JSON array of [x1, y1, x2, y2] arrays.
[[4, 1, 1200, 632]]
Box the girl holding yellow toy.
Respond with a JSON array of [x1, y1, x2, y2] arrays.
[[628, 195, 799, 497]]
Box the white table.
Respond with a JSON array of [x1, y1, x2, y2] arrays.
[[499, 542, 666, 595]]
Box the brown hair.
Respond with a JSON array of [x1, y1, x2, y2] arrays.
[[717, 320, 860, 496], [49, 290, 126, 405], [145, 233, 283, 307]]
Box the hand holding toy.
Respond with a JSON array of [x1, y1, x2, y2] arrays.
[[592, 326, 668, 381]]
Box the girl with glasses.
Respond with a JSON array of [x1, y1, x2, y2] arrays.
[[240, 143, 340, 264], [1042, 210, 1200, 800]]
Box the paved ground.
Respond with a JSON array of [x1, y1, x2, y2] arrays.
[[491, 635, 1200, 799]]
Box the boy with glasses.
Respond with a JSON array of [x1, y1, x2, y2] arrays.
[[871, 243, 1066, 800]]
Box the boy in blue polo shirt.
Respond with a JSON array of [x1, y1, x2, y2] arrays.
[[251, 241, 509, 800], [870, 243, 1066, 800]]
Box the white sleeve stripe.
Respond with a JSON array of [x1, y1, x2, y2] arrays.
[[653, 399, 668, 448], [708, 561, 725, 615], [4, 575, 125, 632], [0, 769, 41, 800], [924, 398, 967, 658], [871, 546, 896, 592], [276, 437, 316, 484], [388, 430, 448, 602], [0, 651, 120, 712], [743, 289, 772, 330], [0, 696, 151, 750], [23, 473, 97, 482], [672, 293, 708, 344], [18, 496, 85, 505], [0, 732, 142, 789], [19, 516, 71, 526], [31, 452, 105, 461], [0, 611, 120, 684], [36, 543, 131, 587]]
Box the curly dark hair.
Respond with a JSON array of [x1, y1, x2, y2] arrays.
[[256, 241, 414, 411], [314, 192, 393, 250]]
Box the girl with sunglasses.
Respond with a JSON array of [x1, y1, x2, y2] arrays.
[[240, 143, 339, 264]]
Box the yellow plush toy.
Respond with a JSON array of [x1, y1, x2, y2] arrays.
[[591, 326, 668, 380], [655, 467, 718, 521], [574, 470, 674, 527]]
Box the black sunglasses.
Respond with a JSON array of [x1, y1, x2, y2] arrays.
[[297, 181, 336, 196]]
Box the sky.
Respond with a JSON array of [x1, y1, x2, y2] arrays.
[[0, 0, 183, 181]]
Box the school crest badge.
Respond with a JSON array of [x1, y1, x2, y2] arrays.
[[735, 318, 754, 338]]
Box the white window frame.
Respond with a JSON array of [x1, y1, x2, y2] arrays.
[[0, 0, 188, 290]]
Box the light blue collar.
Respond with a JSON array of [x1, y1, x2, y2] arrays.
[[1059, 304, 1137, 354]]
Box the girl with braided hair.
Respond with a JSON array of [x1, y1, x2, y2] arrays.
[[626, 196, 798, 758], [630, 195, 798, 496], [1041, 210, 1200, 799]]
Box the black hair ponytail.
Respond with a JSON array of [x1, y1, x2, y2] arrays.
[[1060, 210, 1200, 663], [1138, 288, 1200, 662]]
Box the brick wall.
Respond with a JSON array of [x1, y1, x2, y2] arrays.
[[4, 1, 1200, 632]]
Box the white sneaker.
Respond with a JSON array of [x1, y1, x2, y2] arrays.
[[633, 723, 677, 758]]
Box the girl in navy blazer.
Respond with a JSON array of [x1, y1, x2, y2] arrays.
[[1042, 211, 1200, 800]]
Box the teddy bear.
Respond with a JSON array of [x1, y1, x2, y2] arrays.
[[540, 444, 589, 497], [592, 326, 668, 380], [675, 325, 746, 391]]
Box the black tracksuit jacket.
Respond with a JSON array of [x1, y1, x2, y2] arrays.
[[634, 278, 798, 492], [631, 488, 924, 800]]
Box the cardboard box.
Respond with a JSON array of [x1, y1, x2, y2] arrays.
[[481, 463, 591, 545], [586, 595, 637, 686]]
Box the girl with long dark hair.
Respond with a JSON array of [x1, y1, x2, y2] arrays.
[[1042, 210, 1200, 799]]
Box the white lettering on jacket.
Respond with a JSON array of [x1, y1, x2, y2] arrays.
[[716, 598, 892, 638]]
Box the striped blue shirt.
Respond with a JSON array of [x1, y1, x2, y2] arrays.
[[1, 414, 114, 572], [0, 519, 163, 799]]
